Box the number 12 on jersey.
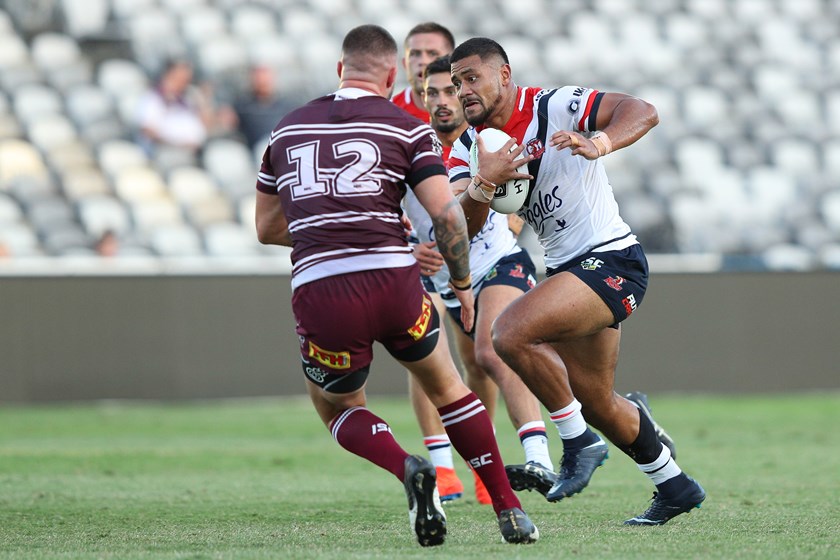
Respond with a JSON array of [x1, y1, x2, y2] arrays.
[[285, 139, 383, 199]]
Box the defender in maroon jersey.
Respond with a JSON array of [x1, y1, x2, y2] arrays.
[[254, 25, 538, 546]]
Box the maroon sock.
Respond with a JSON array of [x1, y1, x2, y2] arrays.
[[438, 393, 522, 516], [329, 406, 408, 481]]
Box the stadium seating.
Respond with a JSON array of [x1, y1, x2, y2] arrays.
[[0, 193, 23, 222], [148, 223, 204, 256], [61, 167, 111, 200], [77, 195, 131, 238], [0, 1, 836, 268]]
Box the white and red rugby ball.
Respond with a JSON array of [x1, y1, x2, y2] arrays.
[[468, 127, 530, 214]]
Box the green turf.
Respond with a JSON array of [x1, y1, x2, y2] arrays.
[[0, 393, 838, 559]]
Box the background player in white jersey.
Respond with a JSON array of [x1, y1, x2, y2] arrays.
[[390, 23, 494, 503], [404, 55, 555, 504], [392, 22, 518, 503], [448, 37, 706, 526], [254, 27, 538, 544]]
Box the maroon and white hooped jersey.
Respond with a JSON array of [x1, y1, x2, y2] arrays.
[[256, 88, 446, 290]]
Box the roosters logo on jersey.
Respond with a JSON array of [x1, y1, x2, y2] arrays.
[[526, 138, 545, 159], [308, 341, 351, 369], [407, 294, 433, 341]]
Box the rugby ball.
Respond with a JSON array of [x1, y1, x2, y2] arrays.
[[469, 128, 530, 214]]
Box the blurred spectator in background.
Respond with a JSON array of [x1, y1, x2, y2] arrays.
[[223, 65, 294, 150], [134, 59, 225, 157], [94, 230, 119, 257]]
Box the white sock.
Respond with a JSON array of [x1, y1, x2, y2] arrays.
[[518, 420, 553, 469], [549, 399, 587, 439], [424, 434, 454, 469], [637, 444, 682, 485]]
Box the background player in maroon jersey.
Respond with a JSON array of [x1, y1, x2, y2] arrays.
[[254, 25, 538, 546], [391, 22, 454, 121]]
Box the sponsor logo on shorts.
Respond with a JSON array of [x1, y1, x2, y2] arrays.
[[526, 138, 545, 159], [604, 275, 626, 291], [581, 257, 604, 271], [622, 293, 638, 315], [508, 264, 526, 279], [308, 341, 351, 369], [484, 268, 498, 281], [407, 294, 432, 341], [527, 274, 536, 289], [304, 365, 327, 383]]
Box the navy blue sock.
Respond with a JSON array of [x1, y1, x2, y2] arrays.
[[562, 427, 602, 453], [655, 472, 691, 497]]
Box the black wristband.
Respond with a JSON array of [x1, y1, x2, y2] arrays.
[[449, 277, 472, 291]]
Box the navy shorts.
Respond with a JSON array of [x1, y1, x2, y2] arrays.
[[293, 264, 440, 393], [421, 274, 436, 293], [547, 244, 649, 327], [445, 249, 537, 337]]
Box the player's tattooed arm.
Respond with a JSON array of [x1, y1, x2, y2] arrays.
[[430, 197, 471, 283]]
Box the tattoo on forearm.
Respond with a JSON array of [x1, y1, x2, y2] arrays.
[[431, 199, 471, 281]]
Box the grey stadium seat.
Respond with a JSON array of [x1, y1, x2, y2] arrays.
[[77, 195, 131, 237]]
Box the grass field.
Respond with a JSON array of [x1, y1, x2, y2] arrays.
[[1, 393, 838, 559]]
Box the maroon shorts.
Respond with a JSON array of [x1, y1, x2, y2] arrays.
[[292, 264, 440, 392]]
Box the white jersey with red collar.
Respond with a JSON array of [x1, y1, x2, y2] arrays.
[[449, 86, 637, 269], [403, 145, 519, 306]]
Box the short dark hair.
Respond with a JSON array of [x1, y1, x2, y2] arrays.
[[342, 24, 397, 58], [405, 22, 455, 52], [423, 55, 451, 81], [450, 37, 509, 66]]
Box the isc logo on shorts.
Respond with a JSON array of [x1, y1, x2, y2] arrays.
[[308, 341, 351, 369], [407, 294, 432, 341]]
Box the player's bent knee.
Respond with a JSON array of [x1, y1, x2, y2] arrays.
[[491, 330, 517, 368], [473, 343, 505, 375]]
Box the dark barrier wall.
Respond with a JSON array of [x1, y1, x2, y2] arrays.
[[1, 272, 838, 402]]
